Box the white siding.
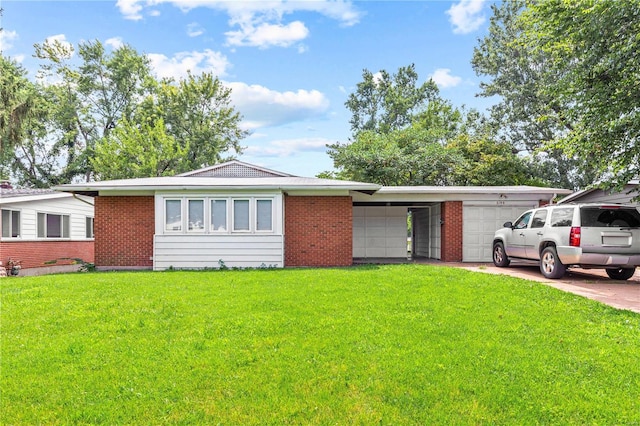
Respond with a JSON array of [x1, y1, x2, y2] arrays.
[[153, 234, 284, 270], [353, 206, 407, 258], [462, 203, 532, 262], [568, 186, 639, 204], [1, 195, 94, 241]]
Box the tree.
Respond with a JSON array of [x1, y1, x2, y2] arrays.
[[92, 118, 187, 180], [520, 0, 640, 197], [471, 1, 596, 190], [0, 56, 38, 179], [345, 64, 439, 136]]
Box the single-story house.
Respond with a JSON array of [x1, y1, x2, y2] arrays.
[[56, 161, 570, 270], [0, 183, 95, 274], [558, 180, 640, 204]]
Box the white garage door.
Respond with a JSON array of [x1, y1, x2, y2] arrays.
[[353, 206, 408, 258], [463, 204, 530, 262]]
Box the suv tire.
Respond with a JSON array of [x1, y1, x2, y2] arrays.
[[605, 267, 636, 281], [540, 246, 566, 279], [493, 242, 510, 267]]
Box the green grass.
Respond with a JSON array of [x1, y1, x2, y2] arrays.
[[2, 264, 639, 424]]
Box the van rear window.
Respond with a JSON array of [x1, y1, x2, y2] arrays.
[[550, 208, 574, 227], [580, 207, 640, 227]]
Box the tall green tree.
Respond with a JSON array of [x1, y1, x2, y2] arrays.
[[92, 118, 188, 180], [521, 0, 640, 196]]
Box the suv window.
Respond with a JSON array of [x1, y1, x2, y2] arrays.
[[513, 211, 532, 229], [580, 207, 640, 227], [531, 209, 548, 229], [550, 207, 574, 227]]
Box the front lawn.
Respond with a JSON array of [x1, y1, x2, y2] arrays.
[[2, 265, 639, 424]]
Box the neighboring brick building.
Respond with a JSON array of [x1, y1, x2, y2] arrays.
[[55, 161, 569, 270], [0, 186, 94, 275]]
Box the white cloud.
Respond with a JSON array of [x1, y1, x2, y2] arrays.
[[148, 49, 230, 80], [43, 34, 74, 57], [105, 37, 124, 49], [245, 137, 331, 157], [187, 22, 204, 37], [116, 1, 362, 48], [0, 29, 18, 52], [228, 82, 330, 130], [116, 0, 144, 21], [225, 20, 308, 49], [446, 0, 486, 34], [430, 68, 462, 89]]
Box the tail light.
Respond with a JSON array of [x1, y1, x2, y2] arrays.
[[570, 226, 581, 247]]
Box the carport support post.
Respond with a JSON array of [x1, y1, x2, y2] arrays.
[[441, 201, 463, 262]]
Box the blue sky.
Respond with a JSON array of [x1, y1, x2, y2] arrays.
[[1, 0, 495, 177]]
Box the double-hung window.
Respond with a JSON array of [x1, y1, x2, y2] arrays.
[[233, 199, 250, 231], [37, 212, 70, 238], [1, 209, 20, 238]]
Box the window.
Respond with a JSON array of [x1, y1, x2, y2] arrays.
[[163, 196, 276, 234], [513, 211, 532, 229], [86, 217, 94, 238], [1, 209, 20, 238], [256, 199, 273, 231], [188, 200, 205, 231], [531, 210, 548, 229], [165, 200, 182, 232], [233, 199, 250, 231], [37, 213, 70, 238], [210, 199, 227, 231], [550, 208, 574, 227]]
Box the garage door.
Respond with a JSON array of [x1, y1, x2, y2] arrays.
[[463, 204, 529, 262], [353, 206, 408, 258]]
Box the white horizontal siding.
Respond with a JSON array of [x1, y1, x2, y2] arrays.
[[2, 195, 94, 240], [153, 234, 284, 270]]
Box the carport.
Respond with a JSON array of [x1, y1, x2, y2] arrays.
[[351, 185, 571, 262]]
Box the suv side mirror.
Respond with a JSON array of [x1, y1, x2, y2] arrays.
[[503, 221, 513, 228]]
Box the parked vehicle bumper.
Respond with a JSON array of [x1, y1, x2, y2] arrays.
[[557, 246, 640, 267]]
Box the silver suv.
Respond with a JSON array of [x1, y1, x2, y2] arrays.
[[493, 204, 640, 280]]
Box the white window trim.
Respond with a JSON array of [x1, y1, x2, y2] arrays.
[[1, 208, 21, 239], [86, 216, 95, 239], [161, 196, 277, 235]]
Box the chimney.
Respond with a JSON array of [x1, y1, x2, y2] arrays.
[[0, 180, 13, 189]]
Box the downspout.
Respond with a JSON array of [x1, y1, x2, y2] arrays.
[[73, 193, 95, 206]]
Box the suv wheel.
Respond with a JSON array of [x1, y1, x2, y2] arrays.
[[493, 242, 510, 267], [606, 267, 636, 280], [540, 247, 566, 279]]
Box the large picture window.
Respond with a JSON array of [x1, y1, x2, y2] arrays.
[[37, 213, 70, 238], [1, 209, 20, 238]]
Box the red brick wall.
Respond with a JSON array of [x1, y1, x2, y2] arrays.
[[95, 196, 154, 268], [284, 196, 352, 267], [441, 201, 463, 262], [0, 241, 94, 270]]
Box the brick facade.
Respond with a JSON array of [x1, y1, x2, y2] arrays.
[[440, 201, 463, 262], [95, 196, 155, 268], [284, 195, 352, 267], [0, 241, 94, 270]]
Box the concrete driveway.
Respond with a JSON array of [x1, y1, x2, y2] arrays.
[[459, 261, 640, 314]]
